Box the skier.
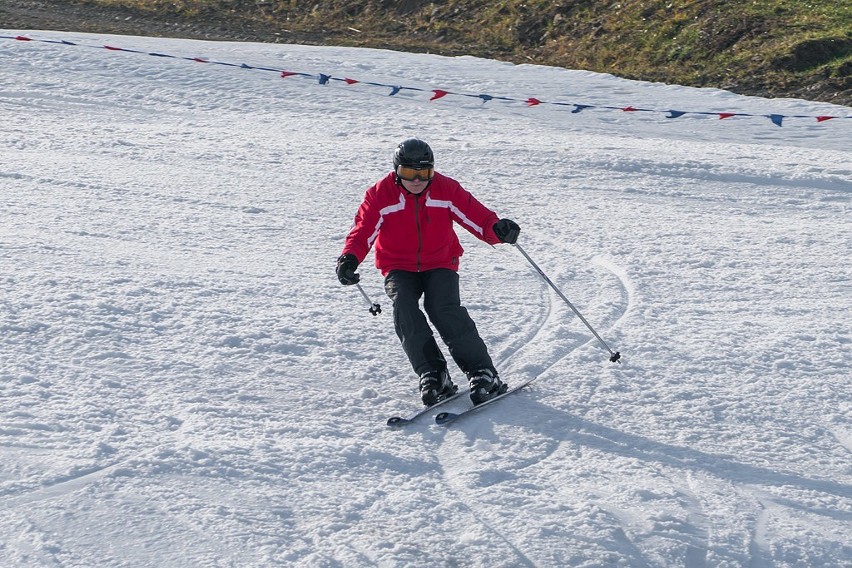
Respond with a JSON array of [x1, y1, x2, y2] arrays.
[[337, 138, 521, 407]]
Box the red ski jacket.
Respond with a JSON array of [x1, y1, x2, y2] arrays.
[[342, 172, 502, 275]]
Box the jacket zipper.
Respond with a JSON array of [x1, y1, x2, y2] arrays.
[[414, 193, 422, 271]]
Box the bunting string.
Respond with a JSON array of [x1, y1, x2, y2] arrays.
[[4, 34, 850, 127]]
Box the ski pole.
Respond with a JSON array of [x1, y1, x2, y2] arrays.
[[514, 243, 621, 363], [355, 283, 382, 316]]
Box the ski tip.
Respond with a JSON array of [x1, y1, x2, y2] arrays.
[[434, 411, 457, 425], [387, 416, 408, 427]]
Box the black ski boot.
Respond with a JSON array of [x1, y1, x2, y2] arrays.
[[419, 369, 458, 406], [468, 369, 508, 405]]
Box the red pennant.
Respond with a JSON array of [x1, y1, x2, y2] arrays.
[[344, 78, 359, 85], [816, 116, 836, 122], [15, 36, 32, 41], [281, 71, 298, 78], [104, 45, 123, 51], [192, 58, 208, 63], [431, 90, 449, 101], [719, 113, 736, 120], [622, 106, 638, 112], [526, 97, 541, 106]]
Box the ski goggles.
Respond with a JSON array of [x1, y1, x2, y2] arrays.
[[396, 165, 435, 182]]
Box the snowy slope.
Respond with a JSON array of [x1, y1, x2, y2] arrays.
[[1, 31, 850, 567]]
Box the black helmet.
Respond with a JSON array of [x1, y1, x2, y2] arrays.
[[393, 138, 434, 169]]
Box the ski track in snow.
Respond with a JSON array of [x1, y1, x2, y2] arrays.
[[2, 31, 851, 567]]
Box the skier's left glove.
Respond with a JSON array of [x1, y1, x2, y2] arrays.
[[493, 219, 520, 244], [336, 253, 361, 285]]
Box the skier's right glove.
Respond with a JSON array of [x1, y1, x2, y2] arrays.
[[336, 253, 361, 285]]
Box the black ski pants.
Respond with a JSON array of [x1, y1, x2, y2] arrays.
[[384, 268, 494, 378]]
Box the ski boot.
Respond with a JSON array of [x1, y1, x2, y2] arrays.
[[467, 368, 508, 405], [419, 369, 458, 406]]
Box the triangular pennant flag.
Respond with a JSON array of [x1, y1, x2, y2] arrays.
[[431, 90, 449, 101], [281, 71, 298, 78], [719, 113, 736, 120], [192, 58, 208, 63], [104, 45, 123, 51], [526, 97, 541, 106], [667, 110, 687, 118], [318, 73, 330, 85], [572, 104, 591, 113], [622, 106, 638, 112], [344, 78, 359, 85], [479, 94, 493, 103], [15, 36, 32, 41], [816, 116, 835, 122], [770, 114, 784, 127]]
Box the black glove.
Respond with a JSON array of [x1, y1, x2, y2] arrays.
[[336, 253, 360, 285], [493, 219, 520, 244]]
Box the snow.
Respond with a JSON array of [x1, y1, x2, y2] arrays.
[[1, 30, 851, 567]]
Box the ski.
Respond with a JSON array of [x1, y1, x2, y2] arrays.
[[386, 389, 468, 427], [435, 376, 539, 426]]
